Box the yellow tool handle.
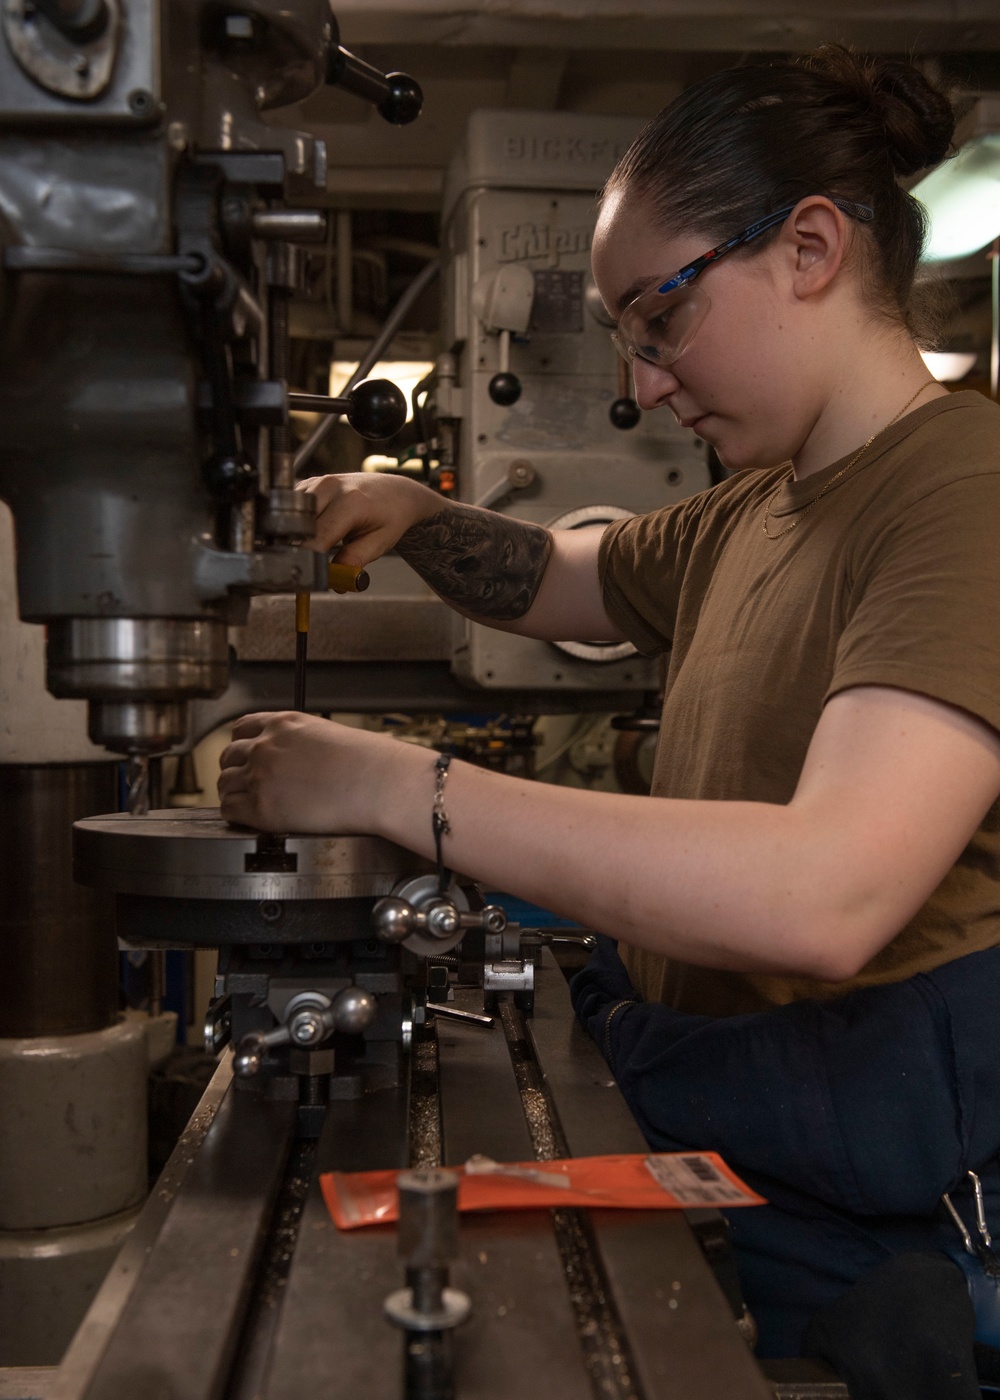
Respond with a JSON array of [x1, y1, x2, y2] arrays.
[[328, 562, 371, 594]]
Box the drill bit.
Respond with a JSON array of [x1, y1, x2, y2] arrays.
[[125, 752, 150, 816]]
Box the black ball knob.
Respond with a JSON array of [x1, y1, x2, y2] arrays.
[[204, 452, 258, 502], [609, 397, 641, 430], [378, 72, 423, 126], [489, 372, 522, 407], [346, 378, 407, 440]]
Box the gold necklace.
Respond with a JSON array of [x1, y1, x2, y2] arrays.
[[762, 384, 934, 540]]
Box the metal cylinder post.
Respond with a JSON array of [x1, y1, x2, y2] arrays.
[[0, 764, 148, 1365], [384, 1168, 471, 1400], [0, 763, 119, 1037]]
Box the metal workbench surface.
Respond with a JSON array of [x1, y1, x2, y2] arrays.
[[51, 953, 787, 1400]]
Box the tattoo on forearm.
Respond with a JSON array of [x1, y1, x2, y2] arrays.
[[397, 503, 552, 620]]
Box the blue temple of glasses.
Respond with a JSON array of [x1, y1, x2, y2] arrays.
[[655, 198, 874, 296]]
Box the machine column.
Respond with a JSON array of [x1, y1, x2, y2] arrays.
[[0, 764, 148, 1366]]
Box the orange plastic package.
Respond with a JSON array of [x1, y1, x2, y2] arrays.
[[321, 1151, 766, 1230]]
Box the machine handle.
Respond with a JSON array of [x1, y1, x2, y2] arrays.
[[328, 562, 370, 594], [326, 47, 423, 125], [520, 931, 597, 951], [611, 354, 642, 430], [432, 1005, 495, 1029], [233, 986, 377, 1078], [288, 378, 407, 440], [487, 328, 522, 407], [489, 373, 522, 407], [374, 895, 508, 945], [609, 397, 642, 430]]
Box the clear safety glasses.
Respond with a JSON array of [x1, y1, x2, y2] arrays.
[[611, 197, 874, 369]]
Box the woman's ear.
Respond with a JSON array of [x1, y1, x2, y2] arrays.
[[781, 197, 849, 301]]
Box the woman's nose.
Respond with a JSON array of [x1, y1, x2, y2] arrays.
[[631, 358, 681, 410]]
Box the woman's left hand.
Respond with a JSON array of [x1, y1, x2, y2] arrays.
[[217, 712, 396, 833]]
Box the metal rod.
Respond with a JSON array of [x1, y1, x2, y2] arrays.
[[269, 281, 292, 461], [0, 763, 120, 1038], [287, 392, 352, 415], [617, 353, 631, 401], [943, 1191, 975, 1255], [431, 1004, 495, 1028], [336, 208, 353, 336], [251, 210, 327, 243], [294, 257, 441, 475], [148, 950, 166, 1019], [3, 248, 204, 276]]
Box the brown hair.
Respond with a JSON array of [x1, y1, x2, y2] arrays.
[[604, 45, 956, 341]]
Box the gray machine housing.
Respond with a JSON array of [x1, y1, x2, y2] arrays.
[[440, 110, 710, 694]]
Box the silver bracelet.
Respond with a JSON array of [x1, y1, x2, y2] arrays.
[[432, 752, 452, 892]]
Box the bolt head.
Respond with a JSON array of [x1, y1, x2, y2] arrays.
[[127, 88, 155, 117], [428, 903, 459, 938], [203, 451, 258, 503], [290, 1011, 324, 1045]]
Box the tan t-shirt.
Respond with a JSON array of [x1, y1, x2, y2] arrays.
[[599, 391, 1000, 1017]]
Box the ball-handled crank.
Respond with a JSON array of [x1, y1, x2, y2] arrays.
[[373, 876, 507, 958], [374, 896, 507, 945], [287, 378, 408, 441], [233, 986, 377, 1078], [326, 47, 423, 126]]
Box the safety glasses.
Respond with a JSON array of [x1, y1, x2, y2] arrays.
[[611, 197, 874, 369]]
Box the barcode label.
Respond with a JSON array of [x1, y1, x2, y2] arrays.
[[644, 1153, 761, 1207]]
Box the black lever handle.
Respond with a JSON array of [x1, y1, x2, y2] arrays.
[[289, 379, 407, 441], [326, 46, 422, 125], [488, 372, 522, 407], [609, 397, 642, 430]]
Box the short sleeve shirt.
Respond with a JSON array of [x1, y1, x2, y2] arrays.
[[599, 392, 1000, 1016]]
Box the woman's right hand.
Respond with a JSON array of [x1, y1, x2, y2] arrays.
[[296, 471, 443, 566]]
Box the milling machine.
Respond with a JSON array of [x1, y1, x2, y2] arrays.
[[0, 0, 417, 1365], [0, 6, 839, 1397]]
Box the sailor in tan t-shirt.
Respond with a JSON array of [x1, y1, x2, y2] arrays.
[[216, 48, 1000, 1389], [601, 388, 1000, 1018]]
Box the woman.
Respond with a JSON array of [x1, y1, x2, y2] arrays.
[[219, 47, 1000, 1396]]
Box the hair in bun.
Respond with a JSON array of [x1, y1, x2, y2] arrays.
[[801, 45, 954, 177], [604, 44, 957, 340]]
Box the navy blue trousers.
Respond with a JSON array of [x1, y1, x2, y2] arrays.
[[570, 938, 1000, 1357]]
